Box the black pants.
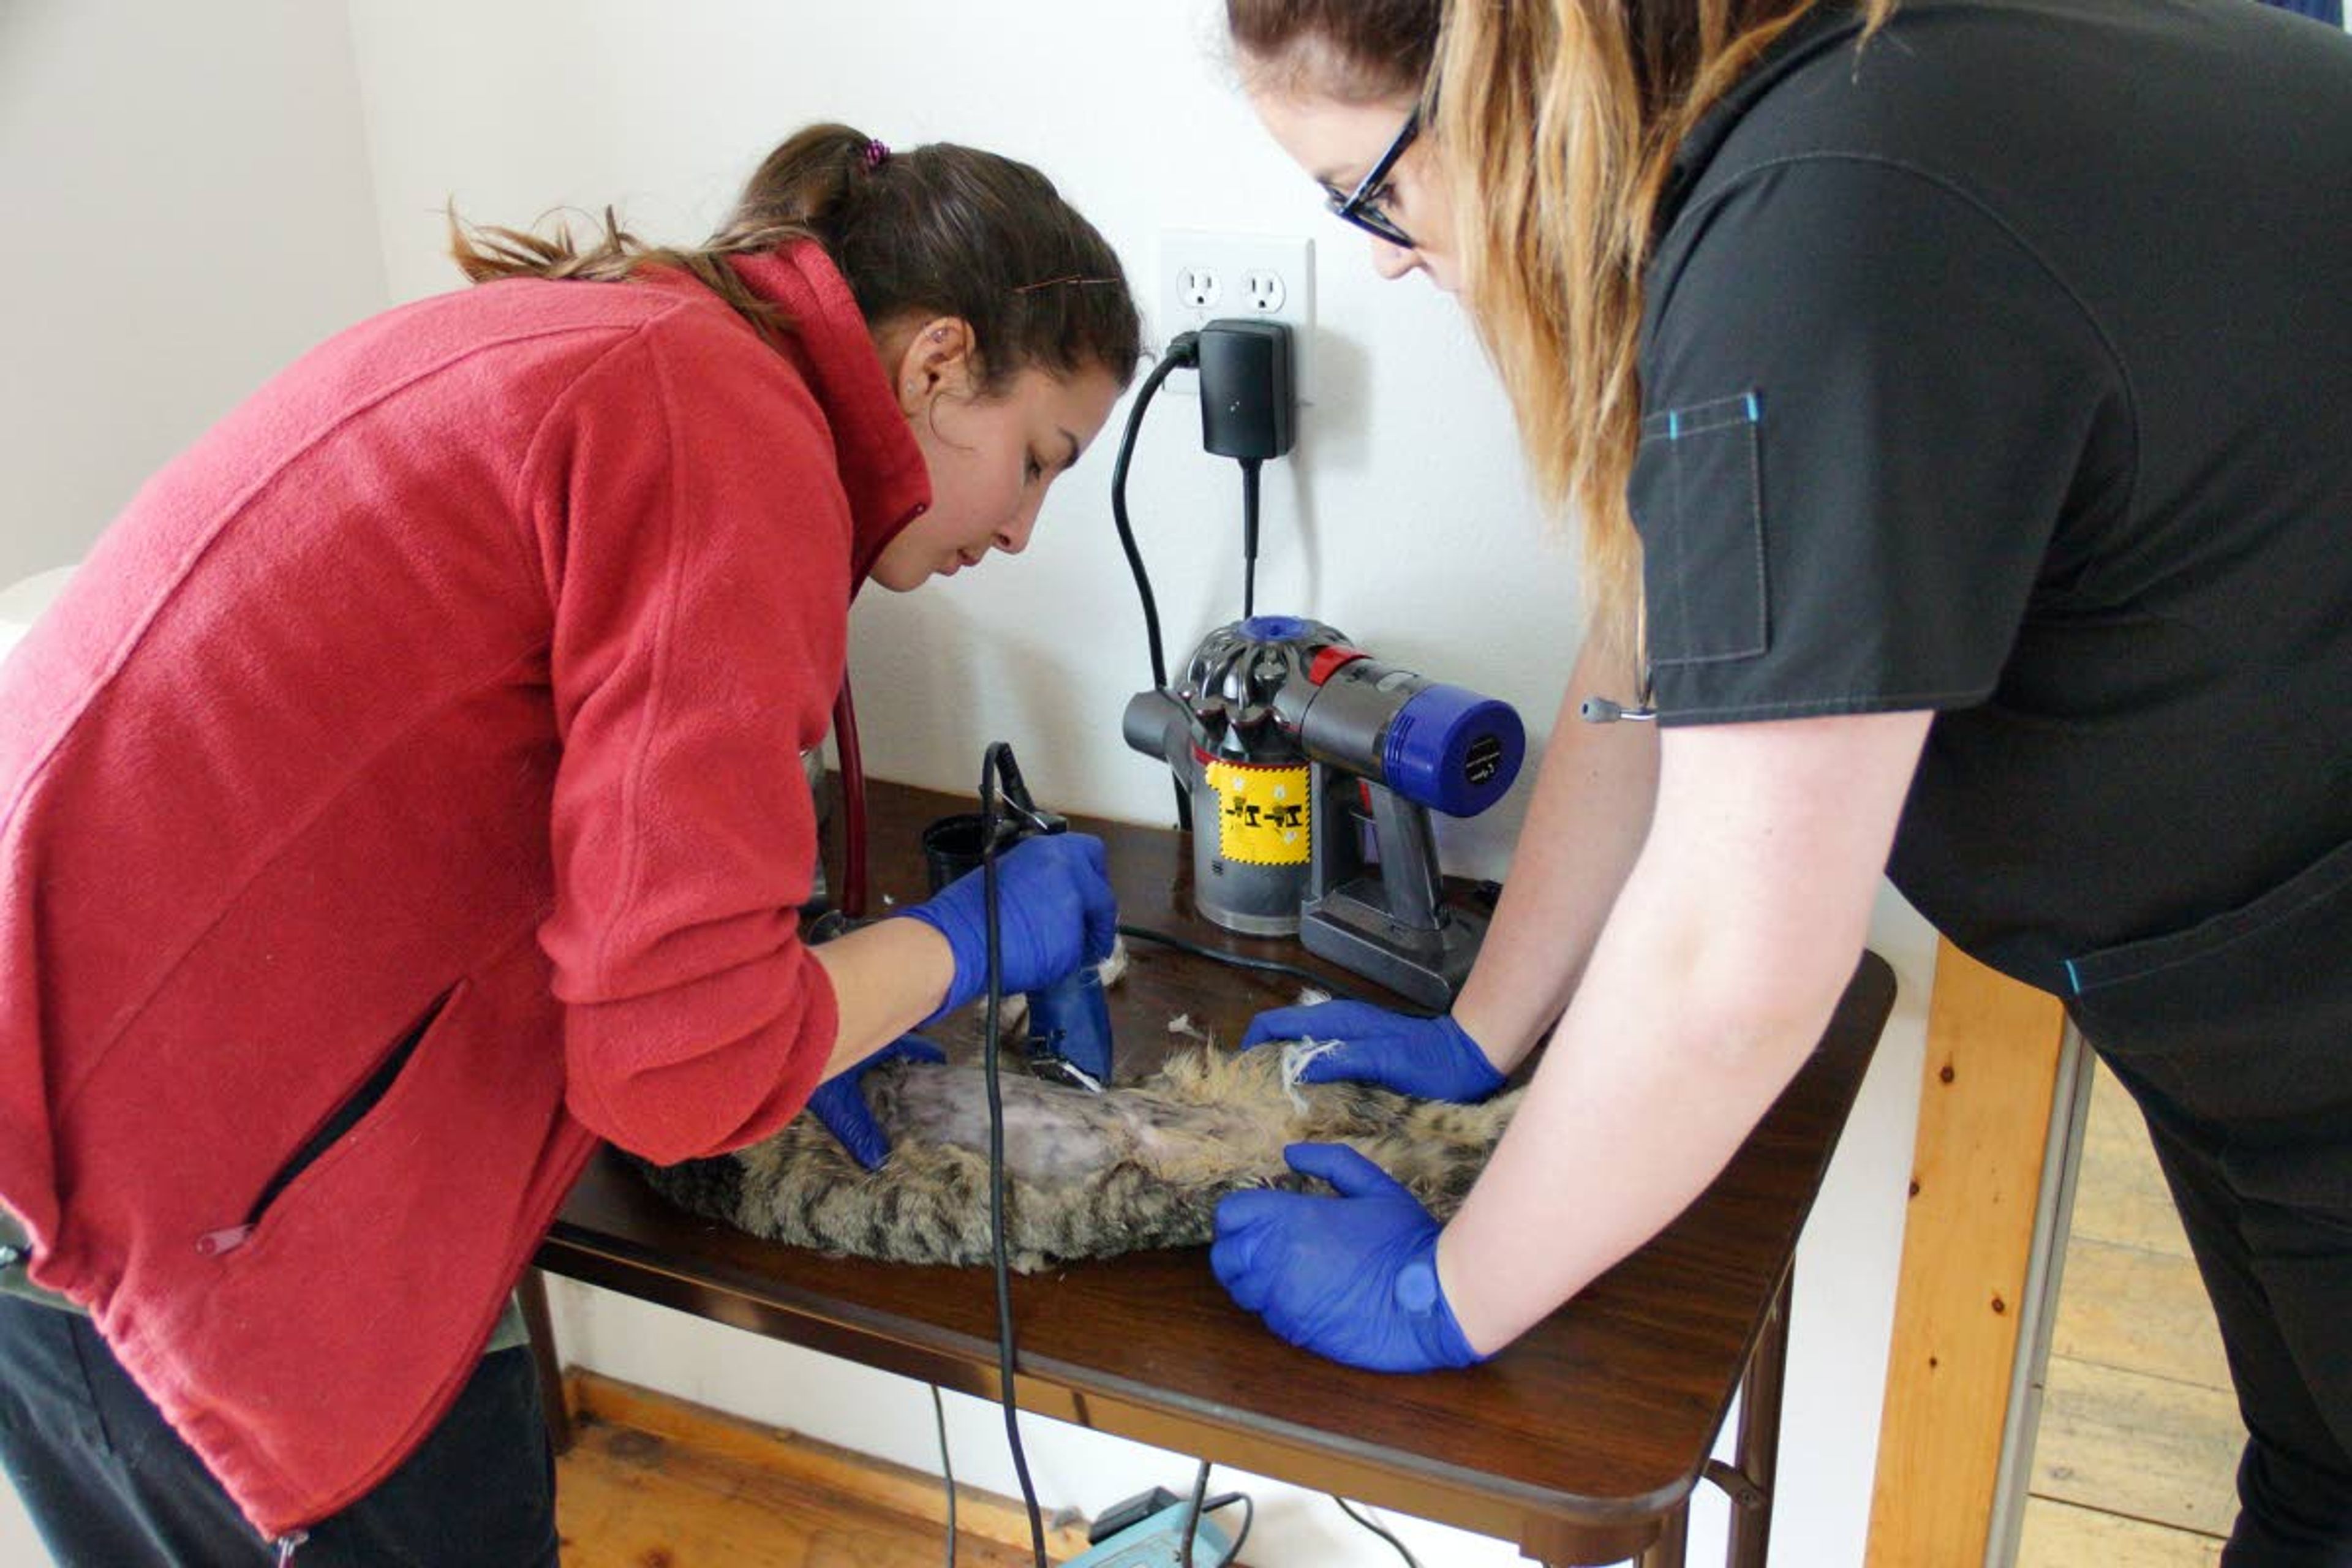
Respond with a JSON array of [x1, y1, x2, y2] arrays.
[[2067, 837, 2352, 1566], [2124, 1094, 2352, 1568], [0, 1296, 558, 1567], [2070, 842, 2352, 1561]]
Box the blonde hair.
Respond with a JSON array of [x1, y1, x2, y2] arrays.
[[1231, 0, 1895, 654]]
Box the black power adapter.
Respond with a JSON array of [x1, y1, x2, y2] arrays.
[[1087, 1486, 1185, 1545], [1196, 319, 1295, 461], [1194, 319, 1295, 616]]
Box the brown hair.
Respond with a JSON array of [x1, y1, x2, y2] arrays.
[[1229, 0, 1891, 650], [1229, 0, 1442, 101], [449, 123, 1142, 397]]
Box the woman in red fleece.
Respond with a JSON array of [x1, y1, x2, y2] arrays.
[[0, 123, 1139, 1564]]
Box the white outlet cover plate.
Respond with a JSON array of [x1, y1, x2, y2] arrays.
[[1156, 229, 1316, 403]]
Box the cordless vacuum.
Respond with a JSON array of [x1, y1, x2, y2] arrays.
[[1124, 616, 1525, 1009]]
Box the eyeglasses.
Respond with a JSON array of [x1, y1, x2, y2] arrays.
[[1325, 105, 1421, 249]]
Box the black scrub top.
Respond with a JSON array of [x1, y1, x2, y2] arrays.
[[1632, 0, 2352, 1006]]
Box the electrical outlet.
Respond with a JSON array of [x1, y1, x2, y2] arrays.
[[1158, 230, 1315, 403], [1176, 266, 1221, 310]]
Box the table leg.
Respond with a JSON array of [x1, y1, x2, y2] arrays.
[[1724, 1262, 1792, 1567], [1539, 1260, 1792, 1568], [518, 1267, 575, 1455], [1637, 1501, 1690, 1567]]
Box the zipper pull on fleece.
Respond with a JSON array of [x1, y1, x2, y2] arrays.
[[195, 1224, 255, 1257], [273, 1529, 308, 1564]]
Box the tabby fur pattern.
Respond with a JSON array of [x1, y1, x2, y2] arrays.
[[635, 1042, 1521, 1272]]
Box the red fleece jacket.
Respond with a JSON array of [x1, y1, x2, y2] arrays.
[[0, 243, 928, 1539]]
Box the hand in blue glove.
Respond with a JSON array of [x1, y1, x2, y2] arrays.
[[807, 1035, 947, 1170], [1239, 1000, 1506, 1103], [1210, 1143, 1486, 1373], [897, 833, 1117, 1023]]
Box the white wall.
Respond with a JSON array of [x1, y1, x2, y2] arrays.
[[0, 2, 1937, 1563], [0, 0, 388, 586], [344, 4, 1936, 1564]]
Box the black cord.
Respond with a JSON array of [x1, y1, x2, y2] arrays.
[[1203, 1493, 1253, 1566], [1334, 1497, 1423, 1568], [1178, 1459, 1211, 1568], [930, 1385, 957, 1568], [979, 745, 1048, 1568], [1110, 334, 1199, 694], [1238, 458, 1262, 619], [1114, 922, 1442, 1016], [1110, 333, 1199, 831]]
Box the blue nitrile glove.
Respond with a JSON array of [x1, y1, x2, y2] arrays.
[[1239, 1000, 1506, 1103], [897, 833, 1117, 1023], [1210, 1143, 1486, 1373], [807, 1035, 948, 1170]]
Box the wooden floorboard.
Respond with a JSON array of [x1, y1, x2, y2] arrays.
[[2016, 1496, 2223, 1568], [556, 1370, 1095, 1568], [2032, 1356, 2243, 1536], [2067, 1067, 2196, 1261], [2048, 1237, 2231, 1390]]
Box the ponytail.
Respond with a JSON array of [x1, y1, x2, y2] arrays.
[[450, 123, 1140, 393]]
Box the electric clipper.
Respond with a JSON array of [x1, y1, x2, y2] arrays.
[[922, 749, 1115, 1092]]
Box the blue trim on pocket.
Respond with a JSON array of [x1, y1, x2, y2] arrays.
[[1642, 391, 1764, 442]]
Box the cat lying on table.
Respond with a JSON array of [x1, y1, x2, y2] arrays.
[[634, 1010, 1524, 1272]]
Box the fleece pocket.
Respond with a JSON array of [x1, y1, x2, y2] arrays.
[[241, 988, 456, 1234]]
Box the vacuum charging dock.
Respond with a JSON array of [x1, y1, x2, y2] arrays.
[[1300, 764, 1487, 1011], [1064, 1498, 1233, 1567]]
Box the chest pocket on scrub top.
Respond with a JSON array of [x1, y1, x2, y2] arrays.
[[1632, 391, 1768, 667]]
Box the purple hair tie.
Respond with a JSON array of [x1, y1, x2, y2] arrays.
[[861, 139, 891, 171]]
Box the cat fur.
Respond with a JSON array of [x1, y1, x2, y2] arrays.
[[635, 1040, 1521, 1272]]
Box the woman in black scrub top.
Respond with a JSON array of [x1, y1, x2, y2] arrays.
[[1204, 1, 2352, 1561]]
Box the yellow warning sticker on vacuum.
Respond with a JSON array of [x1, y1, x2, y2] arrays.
[[1206, 760, 1311, 864]]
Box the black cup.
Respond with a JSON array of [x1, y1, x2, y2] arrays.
[[921, 813, 990, 894]]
